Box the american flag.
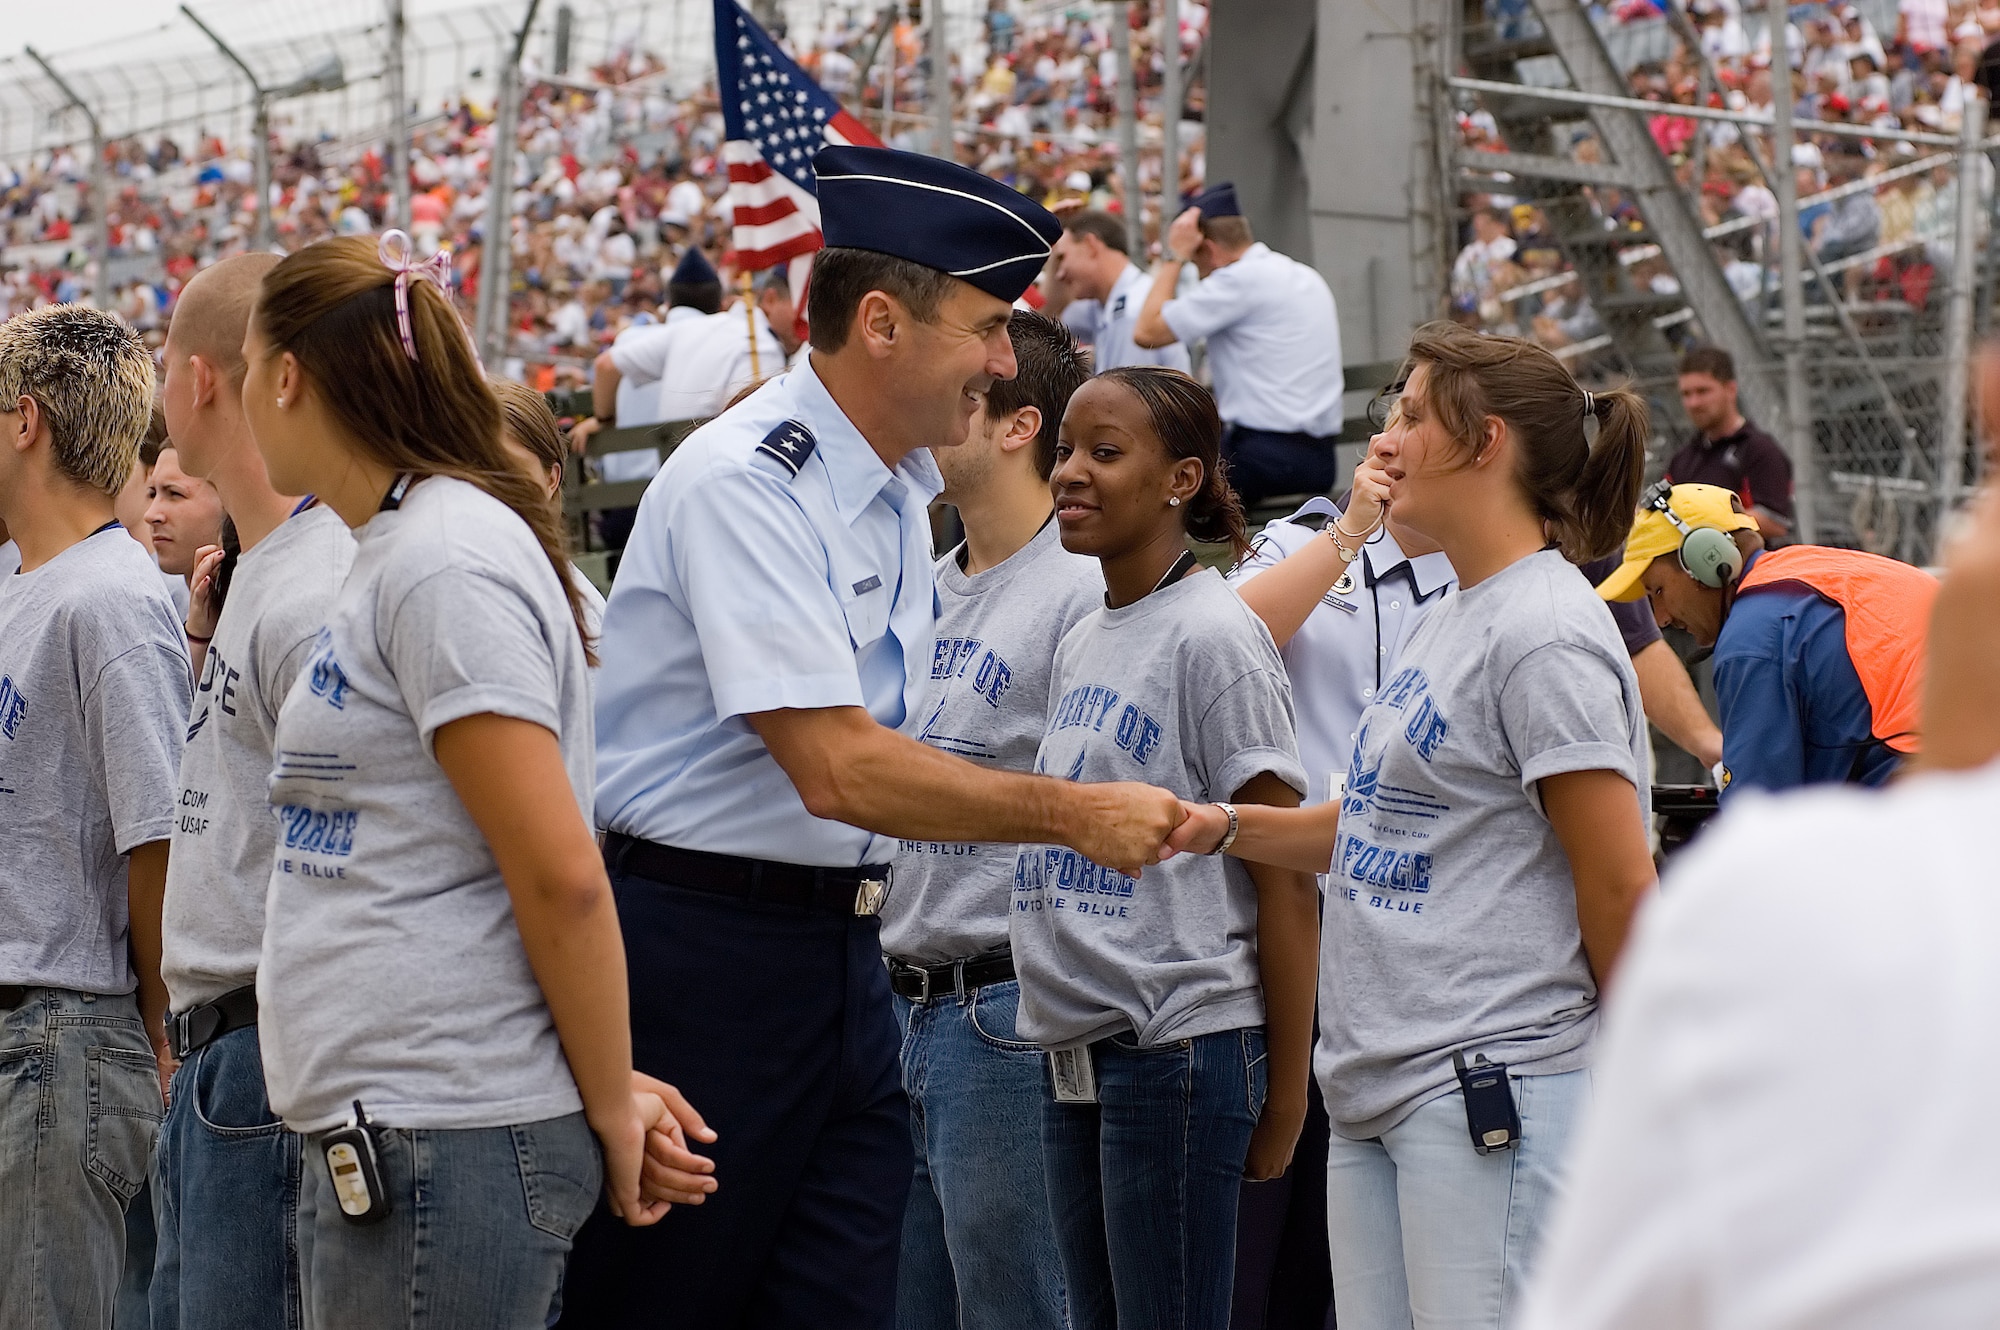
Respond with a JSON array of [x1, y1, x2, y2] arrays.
[[713, 0, 882, 273]]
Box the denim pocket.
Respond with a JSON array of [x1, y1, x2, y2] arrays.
[[513, 1114, 603, 1242], [965, 982, 1042, 1055], [1243, 1028, 1269, 1118], [188, 1039, 286, 1139], [88, 1045, 164, 1205]]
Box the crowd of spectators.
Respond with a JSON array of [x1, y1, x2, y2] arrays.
[[1454, 0, 1995, 364], [0, 1, 1207, 393]]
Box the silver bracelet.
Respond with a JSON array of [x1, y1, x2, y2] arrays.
[[1206, 802, 1240, 855], [1320, 524, 1364, 564]]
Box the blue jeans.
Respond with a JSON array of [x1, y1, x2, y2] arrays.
[[150, 1024, 302, 1329], [1324, 1066, 1591, 1330], [1044, 1027, 1267, 1330], [0, 987, 163, 1330], [295, 1112, 600, 1330], [894, 980, 1067, 1330]]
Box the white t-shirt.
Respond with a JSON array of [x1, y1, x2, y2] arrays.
[[1520, 762, 2000, 1330], [258, 478, 594, 1133], [163, 505, 357, 1012], [0, 539, 18, 577], [0, 525, 191, 993]]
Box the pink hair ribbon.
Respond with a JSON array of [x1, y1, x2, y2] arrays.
[[377, 229, 453, 362]]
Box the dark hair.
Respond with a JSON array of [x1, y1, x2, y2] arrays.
[[1198, 215, 1253, 250], [492, 378, 568, 479], [142, 392, 170, 468], [1677, 344, 1737, 383], [255, 236, 594, 662], [211, 512, 241, 612], [805, 247, 956, 353], [1062, 209, 1129, 255], [1096, 366, 1249, 557], [1402, 321, 1647, 563], [986, 309, 1091, 479], [667, 279, 724, 315]]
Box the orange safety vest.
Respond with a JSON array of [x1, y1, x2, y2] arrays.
[[1735, 545, 1937, 754]]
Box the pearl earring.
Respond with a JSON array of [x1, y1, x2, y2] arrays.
[[1168, 496, 1181, 507]]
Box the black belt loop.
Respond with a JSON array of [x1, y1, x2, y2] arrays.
[[167, 984, 259, 1061], [886, 950, 1016, 1004], [604, 832, 891, 917]]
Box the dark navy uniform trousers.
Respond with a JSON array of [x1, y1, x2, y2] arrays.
[[1220, 425, 1340, 509], [557, 869, 913, 1329]]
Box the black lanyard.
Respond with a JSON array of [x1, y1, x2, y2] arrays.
[[378, 474, 413, 513], [1119, 548, 1198, 607]]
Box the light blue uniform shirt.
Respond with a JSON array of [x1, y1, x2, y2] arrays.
[[1227, 498, 1455, 805], [1161, 242, 1345, 436], [1062, 262, 1192, 374], [593, 356, 944, 867]]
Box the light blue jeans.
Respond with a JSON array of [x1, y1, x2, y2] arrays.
[[0, 987, 163, 1330], [295, 1112, 600, 1330], [1324, 1066, 1590, 1330], [150, 1024, 303, 1329], [894, 980, 1068, 1330]]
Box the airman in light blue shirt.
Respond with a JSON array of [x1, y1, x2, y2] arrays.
[[593, 354, 944, 866]]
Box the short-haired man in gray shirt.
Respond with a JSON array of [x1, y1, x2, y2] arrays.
[[881, 309, 1100, 1330], [0, 304, 189, 1328]]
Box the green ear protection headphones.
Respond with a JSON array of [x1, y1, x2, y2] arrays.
[[1642, 480, 1743, 589]]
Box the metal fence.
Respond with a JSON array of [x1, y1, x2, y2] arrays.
[[1448, 1, 1995, 566]]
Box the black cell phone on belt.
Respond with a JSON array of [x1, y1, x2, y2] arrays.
[[1452, 1050, 1522, 1155], [320, 1099, 391, 1225]]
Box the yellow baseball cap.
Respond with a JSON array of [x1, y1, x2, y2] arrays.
[[1595, 483, 1758, 602]]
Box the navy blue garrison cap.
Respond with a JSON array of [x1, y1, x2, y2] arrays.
[[669, 246, 720, 286], [1186, 181, 1241, 219], [813, 145, 1062, 303]]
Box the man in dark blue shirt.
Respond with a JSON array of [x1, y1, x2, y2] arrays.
[[1596, 484, 1934, 799]]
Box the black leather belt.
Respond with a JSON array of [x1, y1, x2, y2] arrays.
[[604, 833, 892, 917], [168, 984, 259, 1060], [886, 950, 1016, 1003], [0, 985, 25, 1011]]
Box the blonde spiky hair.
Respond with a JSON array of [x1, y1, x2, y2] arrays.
[[0, 303, 156, 496]]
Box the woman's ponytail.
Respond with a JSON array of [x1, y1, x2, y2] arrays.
[[1098, 366, 1252, 560], [1564, 386, 1648, 562]]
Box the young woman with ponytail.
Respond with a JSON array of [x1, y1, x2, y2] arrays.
[[1008, 366, 1319, 1330], [1167, 323, 1659, 1330], [240, 234, 714, 1327]]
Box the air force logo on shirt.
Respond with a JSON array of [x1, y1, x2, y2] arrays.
[[0, 674, 24, 740], [756, 420, 819, 477]]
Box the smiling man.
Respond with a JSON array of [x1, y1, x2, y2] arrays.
[[1595, 482, 1937, 799], [563, 145, 1184, 1330]]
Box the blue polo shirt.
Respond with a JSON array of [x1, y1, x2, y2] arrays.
[[1711, 550, 1899, 799]]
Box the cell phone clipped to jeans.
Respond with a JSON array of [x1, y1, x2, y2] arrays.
[[1452, 1049, 1522, 1155], [319, 1099, 392, 1225]]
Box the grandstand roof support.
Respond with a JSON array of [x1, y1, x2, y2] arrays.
[[1111, 2, 1142, 257], [1768, 42, 1816, 543], [387, 0, 410, 233], [1522, 0, 1781, 460], [1161, 0, 1181, 240], [476, 0, 542, 371], [180, 5, 274, 251], [24, 47, 108, 310], [1938, 92, 1990, 521]]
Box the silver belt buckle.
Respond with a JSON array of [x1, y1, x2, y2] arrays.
[[853, 872, 890, 917]]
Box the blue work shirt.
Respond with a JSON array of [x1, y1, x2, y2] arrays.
[[1712, 550, 1899, 800], [1226, 498, 1456, 806], [593, 356, 944, 867]]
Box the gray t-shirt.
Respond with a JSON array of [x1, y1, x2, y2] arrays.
[[163, 504, 356, 1012], [0, 525, 191, 993], [1316, 548, 1648, 1139], [1011, 568, 1306, 1049], [881, 520, 1102, 964], [258, 477, 594, 1134]]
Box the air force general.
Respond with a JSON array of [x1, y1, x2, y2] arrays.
[[557, 145, 1184, 1330]]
